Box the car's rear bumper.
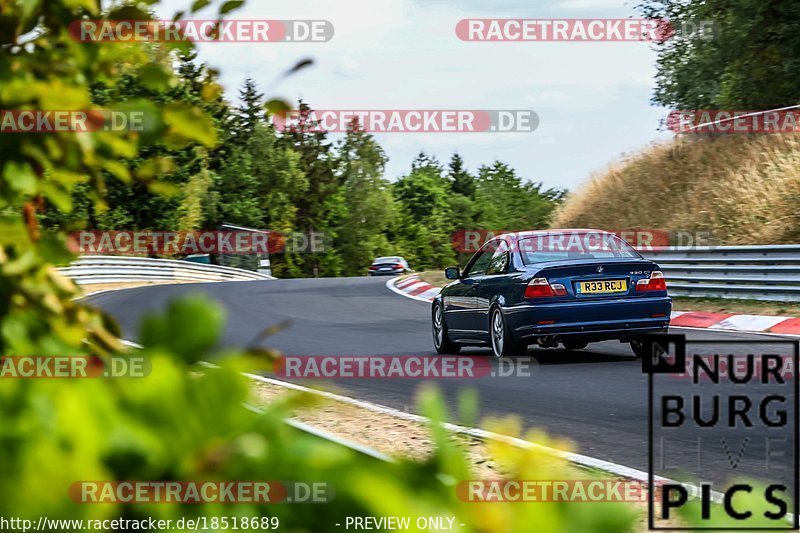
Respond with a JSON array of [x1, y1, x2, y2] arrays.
[[506, 296, 672, 342]]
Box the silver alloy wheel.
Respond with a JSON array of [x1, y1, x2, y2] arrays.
[[433, 305, 444, 349], [491, 308, 504, 358]]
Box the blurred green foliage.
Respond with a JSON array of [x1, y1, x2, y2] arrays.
[[0, 294, 642, 532], [0, 0, 762, 531]]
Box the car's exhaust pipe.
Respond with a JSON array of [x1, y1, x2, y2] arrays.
[[537, 336, 560, 349]]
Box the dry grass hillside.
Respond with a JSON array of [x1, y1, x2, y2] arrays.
[[551, 135, 800, 244]]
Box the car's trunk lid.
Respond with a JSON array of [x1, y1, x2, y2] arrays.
[[530, 258, 659, 300]]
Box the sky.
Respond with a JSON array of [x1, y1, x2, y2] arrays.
[[159, 0, 674, 191]]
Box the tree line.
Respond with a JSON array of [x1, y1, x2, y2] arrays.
[[41, 52, 564, 277], [640, 0, 800, 110]]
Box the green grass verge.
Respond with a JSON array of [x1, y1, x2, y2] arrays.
[[671, 296, 800, 317]]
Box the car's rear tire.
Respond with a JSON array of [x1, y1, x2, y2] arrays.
[[563, 340, 588, 351], [432, 303, 460, 354], [490, 306, 527, 358], [630, 338, 647, 359]]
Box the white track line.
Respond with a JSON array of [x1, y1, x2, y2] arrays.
[[80, 287, 127, 299], [245, 373, 674, 485], [245, 374, 766, 513], [121, 339, 143, 349], [123, 337, 750, 509]]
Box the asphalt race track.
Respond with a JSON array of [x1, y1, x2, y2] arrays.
[[87, 276, 798, 489]]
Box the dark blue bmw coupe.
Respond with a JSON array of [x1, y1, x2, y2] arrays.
[[432, 229, 671, 358]]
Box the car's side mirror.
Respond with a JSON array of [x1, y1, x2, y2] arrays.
[[444, 267, 460, 280]]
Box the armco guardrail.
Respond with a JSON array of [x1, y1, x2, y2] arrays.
[[59, 256, 274, 285], [642, 245, 800, 302]]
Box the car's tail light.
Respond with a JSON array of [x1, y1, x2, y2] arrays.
[[393, 264, 403, 269], [369, 265, 378, 270], [649, 271, 667, 291], [525, 278, 556, 299], [636, 271, 666, 292], [550, 283, 567, 296]]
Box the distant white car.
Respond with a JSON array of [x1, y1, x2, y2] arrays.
[[368, 256, 410, 276]]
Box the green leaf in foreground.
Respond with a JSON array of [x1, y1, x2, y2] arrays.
[[140, 295, 224, 362], [163, 104, 217, 147], [219, 0, 245, 15]]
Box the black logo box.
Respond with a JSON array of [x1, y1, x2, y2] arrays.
[[645, 336, 799, 531]]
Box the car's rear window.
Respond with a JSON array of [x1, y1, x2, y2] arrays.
[[517, 232, 640, 265], [374, 257, 400, 263]]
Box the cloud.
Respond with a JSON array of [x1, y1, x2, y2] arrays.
[[155, 0, 665, 190], [558, 0, 637, 12]]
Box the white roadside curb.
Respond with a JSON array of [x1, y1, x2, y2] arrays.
[[386, 275, 439, 303], [122, 338, 742, 510], [245, 373, 668, 484], [128, 331, 663, 483], [241, 376, 754, 513], [122, 339, 667, 484]]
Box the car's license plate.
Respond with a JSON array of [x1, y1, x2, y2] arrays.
[[577, 279, 627, 294]]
